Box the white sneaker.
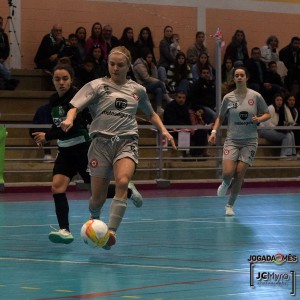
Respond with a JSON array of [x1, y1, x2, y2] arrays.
[[225, 205, 235, 216], [217, 180, 231, 196], [43, 154, 54, 163], [128, 181, 143, 208], [48, 229, 74, 244]]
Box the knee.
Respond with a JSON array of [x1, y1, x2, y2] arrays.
[[51, 182, 65, 194], [115, 177, 129, 191]]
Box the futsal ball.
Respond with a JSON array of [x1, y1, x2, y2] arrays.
[[80, 219, 110, 248]]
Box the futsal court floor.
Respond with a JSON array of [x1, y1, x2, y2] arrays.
[[0, 183, 300, 300]]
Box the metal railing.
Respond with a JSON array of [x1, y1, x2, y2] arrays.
[[1, 123, 300, 182]]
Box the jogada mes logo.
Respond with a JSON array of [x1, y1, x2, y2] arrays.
[[248, 253, 298, 265], [249, 253, 298, 296]]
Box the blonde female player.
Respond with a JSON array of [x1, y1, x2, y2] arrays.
[[208, 67, 271, 216], [61, 46, 177, 249], [33, 63, 143, 245]]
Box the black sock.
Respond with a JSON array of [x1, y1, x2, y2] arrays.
[[53, 193, 69, 231]]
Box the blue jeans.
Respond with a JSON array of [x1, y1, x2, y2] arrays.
[[259, 129, 296, 156], [0, 63, 11, 81], [144, 80, 167, 107]]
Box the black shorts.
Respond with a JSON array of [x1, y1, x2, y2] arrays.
[[53, 143, 90, 183]]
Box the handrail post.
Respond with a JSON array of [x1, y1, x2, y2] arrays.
[[0, 126, 7, 191], [155, 129, 170, 188]]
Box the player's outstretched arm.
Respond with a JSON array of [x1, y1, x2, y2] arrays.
[[149, 112, 177, 150], [61, 107, 78, 132]]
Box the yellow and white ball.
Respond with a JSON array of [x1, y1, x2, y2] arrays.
[[80, 219, 110, 248]]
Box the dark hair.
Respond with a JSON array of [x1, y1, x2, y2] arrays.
[[291, 36, 300, 44], [53, 63, 75, 80], [233, 66, 249, 78], [68, 33, 77, 40], [120, 27, 134, 42], [196, 31, 205, 38], [91, 22, 103, 39]]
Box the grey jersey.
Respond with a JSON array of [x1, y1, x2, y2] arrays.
[[219, 89, 269, 140], [70, 77, 154, 138]]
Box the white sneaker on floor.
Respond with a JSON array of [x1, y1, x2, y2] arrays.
[[128, 181, 143, 208], [48, 229, 74, 244], [225, 205, 235, 216], [217, 180, 231, 196]]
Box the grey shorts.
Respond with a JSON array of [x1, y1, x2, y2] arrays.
[[88, 135, 138, 179], [223, 138, 258, 166]]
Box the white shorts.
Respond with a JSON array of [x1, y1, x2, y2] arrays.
[[88, 135, 138, 179], [223, 138, 258, 166]]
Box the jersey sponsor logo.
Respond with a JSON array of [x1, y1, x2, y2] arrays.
[[132, 93, 139, 101], [89, 159, 98, 168], [248, 99, 254, 106], [115, 98, 127, 110], [239, 111, 248, 120]]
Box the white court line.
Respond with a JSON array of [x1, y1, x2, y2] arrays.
[[1, 214, 300, 228], [0, 256, 249, 275]]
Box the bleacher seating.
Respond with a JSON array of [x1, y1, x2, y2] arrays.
[[1, 69, 300, 184]]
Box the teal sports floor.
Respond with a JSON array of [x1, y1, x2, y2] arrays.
[[0, 187, 299, 299]]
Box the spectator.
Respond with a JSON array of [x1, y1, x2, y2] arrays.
[[283, 93, 300, 154], [119, 27, 138, 63], [29, 103, 54, 162], [60, 33, 82, 74], [88, 44, 108, 78], [169, 33, 181, 60], [259, 93, 296, 159], [135, 26, 156, 64], [74, 56, 96, 89], [188, 103, 211, 158], [102, 24, 121, 54], [245, 47, 282, 104], [221, 56, 235, 96], [188, 67, 217, 124], [163, 91, 191, 141], [164, 91, 208, 159], [224, 29, 249, 66], [279, 36, 300, 94], [85, 22, 108, 63], [166, 51, 193, 94], [191, 51, 215, 82], [266, 61, 285, 90], [133, 49, 172, 115], [157, 25, 175, 83], [34, 24, 67, 72], [75, 26, 87, 63], [260, 35, 287, 78], [186, 31, 208, 66], [0, 16, 18, 90]]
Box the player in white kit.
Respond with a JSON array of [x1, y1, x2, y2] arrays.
[[208, 67, 271, 216], [61, 46, 176, 249]]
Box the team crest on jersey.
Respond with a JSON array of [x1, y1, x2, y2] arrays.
[[248, 99, 254, 106], [224, 149, 230, 156], [58, 106, 65, 116], [89, 159, 98, 168], [115, 98, 127, 110], [132, 93, 139, 101], [104, 85, 111, 94], [239, 111, 248, 120]]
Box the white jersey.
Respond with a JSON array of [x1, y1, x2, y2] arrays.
[[219, 89, 269, 140], [70, 77, 154, 138]]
